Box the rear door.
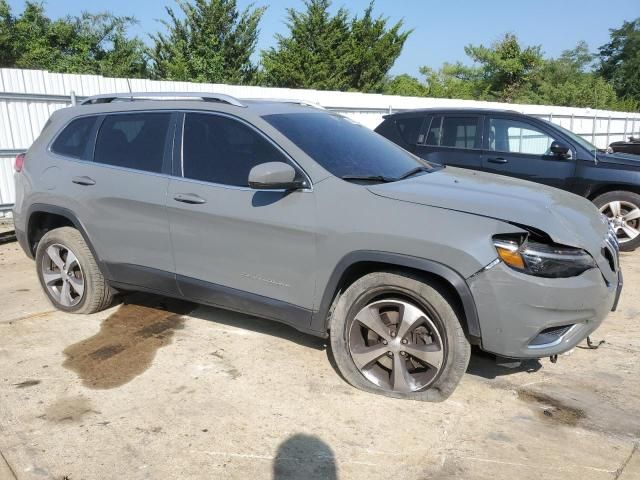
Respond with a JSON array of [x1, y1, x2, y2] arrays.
[[481, 115, 576, 189], [414, 114, 483, 169], [166, 112, 317, 321], [59, 111, 177, 290]]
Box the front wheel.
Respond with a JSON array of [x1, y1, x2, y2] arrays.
[[329, 272, 470, 402], [593, 191, 640, 251]]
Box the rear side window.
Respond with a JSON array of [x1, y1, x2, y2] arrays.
[[425, 116, 478, 149], [94, 113, 171, 173], [395, 117, 425, 145], [51, 116, 97, 159], [182, 113, 290, 186]]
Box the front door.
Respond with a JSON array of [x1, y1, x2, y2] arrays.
[[166, 112, 317, 325], [481, 115, 576, 190]]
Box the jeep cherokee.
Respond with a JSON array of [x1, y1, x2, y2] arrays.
[[13, 93, 623, 401]]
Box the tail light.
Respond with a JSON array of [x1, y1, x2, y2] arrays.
[[14, 153, 25, 172]]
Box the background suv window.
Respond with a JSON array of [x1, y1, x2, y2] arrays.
[[489, 118, 556, 155], [51, 116, 97, 159], [395, 116, 425, 145], [182, 113, 289, 187], [425, 116, 478, 149], [94, 113, 171, 173]]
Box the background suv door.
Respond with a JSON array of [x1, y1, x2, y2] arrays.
[[55, 112, 177, 291], [481, 115, 576, 189], [166, 112, 317, 324], [414, 114, 483, 169]]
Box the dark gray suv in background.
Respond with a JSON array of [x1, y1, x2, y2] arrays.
[[376, 108, 640, 251], [13, 93, 622, 401]]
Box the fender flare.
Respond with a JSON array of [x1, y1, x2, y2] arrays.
[[25, 203, 110, 277], [310, 250, 481, 341]]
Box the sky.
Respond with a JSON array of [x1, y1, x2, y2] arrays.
[[7, 0, 640, 76]]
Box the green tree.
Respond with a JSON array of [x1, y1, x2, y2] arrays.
[[383, 74, 427, 97], [599, 18, 640, 104], [150, 0, 265, 85], [261, 0, 410, 92], [462, 33, 544, 102], [0, 1, 148, 77]]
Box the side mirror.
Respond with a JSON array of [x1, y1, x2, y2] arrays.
[[248, 162, 305, 190], [550, 141, 572, 159]]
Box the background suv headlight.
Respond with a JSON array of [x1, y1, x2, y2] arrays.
[[493, 234, 596, 278]]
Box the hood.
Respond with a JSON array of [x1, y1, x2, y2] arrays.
[[596, 151, 640, 167], [367, 167, 608, 254]]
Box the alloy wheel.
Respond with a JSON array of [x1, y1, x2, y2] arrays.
[[41, 243, 85, 307], [347, 299, 444, 393], [599, 200, 640, 244]]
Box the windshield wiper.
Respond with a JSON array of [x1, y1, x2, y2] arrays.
[[340, 174, 394, 183], [395, 166, 430, 181]]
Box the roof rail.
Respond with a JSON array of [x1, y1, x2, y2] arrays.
[[80, 92, 245, 107], [246, 98, 326, 110]]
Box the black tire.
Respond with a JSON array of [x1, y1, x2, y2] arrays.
[[329, 271, 470, 402], [35, 227, 113, 314], [593, 190, 640, 252]]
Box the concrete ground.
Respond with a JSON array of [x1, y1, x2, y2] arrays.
[[0, 240, 638, 480]]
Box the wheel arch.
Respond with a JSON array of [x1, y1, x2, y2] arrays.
[[588, 183, 640, 201], [311, 251, 481, 344], [25, 204, 108, 276]]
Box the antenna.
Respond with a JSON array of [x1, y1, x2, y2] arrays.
[[126, 79, 133, 101]]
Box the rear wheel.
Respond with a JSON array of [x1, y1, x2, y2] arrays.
[[329, 272, 470, 402], [35, 227, 113, 314], [594, 191, 640, 251]]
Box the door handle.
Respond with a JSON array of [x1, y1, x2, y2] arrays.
[[72, 176, 96, 186], [173, 193, 207, 205], [487, 157, 508, 164]]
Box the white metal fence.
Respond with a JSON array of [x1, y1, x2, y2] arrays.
[[1, 68, 640, 209]]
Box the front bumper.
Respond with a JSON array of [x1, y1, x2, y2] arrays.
[[468, 262, 620, 359]]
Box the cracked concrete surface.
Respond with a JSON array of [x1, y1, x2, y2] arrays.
[[0, 240, 639, 480]]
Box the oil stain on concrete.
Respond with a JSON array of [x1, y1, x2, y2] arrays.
[[517, 388, 586, 426], [63, 295, 193, 389]]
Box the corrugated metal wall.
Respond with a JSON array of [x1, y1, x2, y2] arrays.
[[2, 68, 640, 209]]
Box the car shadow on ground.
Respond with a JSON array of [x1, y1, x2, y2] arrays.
[[466, 347, 542, 379], [119, 291, 328, 351], [119, 292, 541, 383]]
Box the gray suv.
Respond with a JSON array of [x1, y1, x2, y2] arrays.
[[13, 92, 623, 401]]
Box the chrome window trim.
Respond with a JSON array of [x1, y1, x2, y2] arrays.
[[47, 108, 313, 193]]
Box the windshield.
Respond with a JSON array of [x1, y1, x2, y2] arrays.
[[544, 120, 599, 154], [263, 112, 435, 181]]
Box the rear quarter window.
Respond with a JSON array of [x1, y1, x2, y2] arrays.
[[51, 116, 98, 159], [395, 117, 426, 145]]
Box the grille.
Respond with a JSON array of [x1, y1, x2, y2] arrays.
[[603, 224, 620, 272]]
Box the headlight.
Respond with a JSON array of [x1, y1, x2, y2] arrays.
[[493, 235, 596, 278]]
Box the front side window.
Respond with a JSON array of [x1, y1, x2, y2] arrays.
[[182, 113, 290, 187], [51, 116, 97, 159], [94, 113, 171, 173], [263, 112, 433, 180], [489, 118, 556, 155]]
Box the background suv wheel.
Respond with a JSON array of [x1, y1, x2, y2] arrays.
[[35, 227, 114, 314], [594, 191, 640, 251], [329, 271, 470, 401]]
